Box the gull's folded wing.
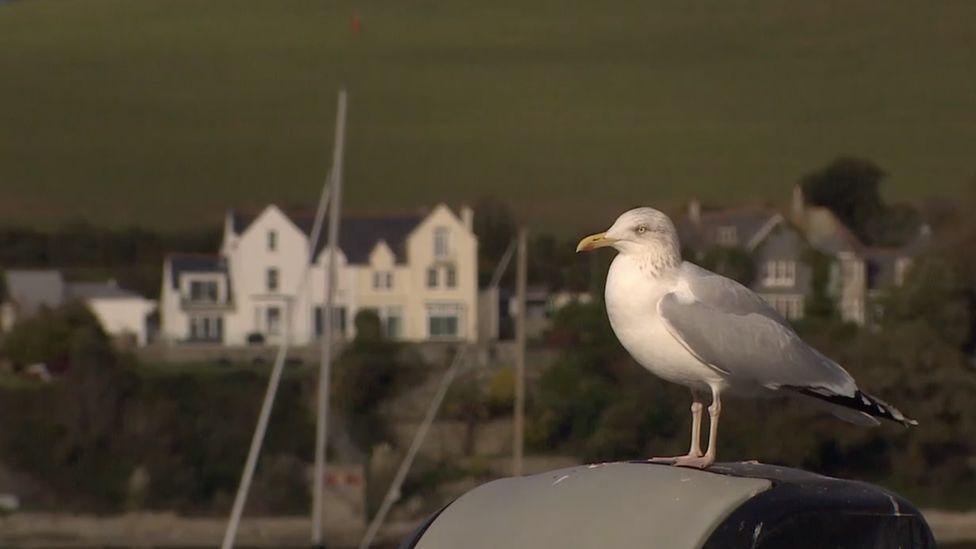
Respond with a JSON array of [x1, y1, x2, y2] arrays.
[[659, 263, 857, 397]]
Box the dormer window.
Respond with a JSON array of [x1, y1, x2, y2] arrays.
[[717, 226, 737, 246], [189, 280, 219, 302], [268, 230, 277, 251], [434, 227, 450, 259]]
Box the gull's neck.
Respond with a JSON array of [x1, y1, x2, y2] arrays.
[[630, 240, 681, 279]]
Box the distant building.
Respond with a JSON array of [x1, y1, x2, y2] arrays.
[[69, 281, 157, 346], [1, 270, 65, 332], [159, 203, 479, 345], [678, 201, 812, 321], [677, 187, 930, 326], [791, 185, 930, 325], [0, 270, 156, 345]]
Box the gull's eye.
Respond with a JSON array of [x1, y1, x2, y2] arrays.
[[636, 225, 648, 234]]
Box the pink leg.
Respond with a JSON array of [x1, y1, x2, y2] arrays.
[[674, 386, 721, 469], [648, 390, 704, 463]]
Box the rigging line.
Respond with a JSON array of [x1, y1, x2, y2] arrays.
[[358, 346, 468, 549]]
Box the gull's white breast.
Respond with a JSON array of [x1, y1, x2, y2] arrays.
[[604, 255, 725, 391]]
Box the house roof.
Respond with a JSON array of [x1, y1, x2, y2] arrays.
[[166, 253, 227, 288], [229, 209, 425, 264], [799, 207, 866, 256], [2, 269, 65, 315], [67, 281, 143, 300], [677, 206, 781, 251]]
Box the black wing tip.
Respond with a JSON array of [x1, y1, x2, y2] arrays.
[[791, 387, 917, 427]]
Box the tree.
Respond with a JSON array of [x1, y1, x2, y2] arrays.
[[801, 157, 886, 243], [801, 157, 920, 246], [528, 301, 684, 460], [332, 310, 425, 450], [1, 300, 105, 372]]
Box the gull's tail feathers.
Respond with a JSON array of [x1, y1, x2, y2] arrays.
[[787, 386, 918, 427]]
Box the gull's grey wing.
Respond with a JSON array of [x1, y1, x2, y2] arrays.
[[680, 263, 790, 328], [659, 263, 856, 396]]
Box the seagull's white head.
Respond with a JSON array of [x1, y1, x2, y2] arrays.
[[576, 207, 681, 267]]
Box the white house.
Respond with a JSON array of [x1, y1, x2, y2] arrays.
[[68, 281, 158, 346], [0, 270, 156, 346], [159, 203, 479, 345]]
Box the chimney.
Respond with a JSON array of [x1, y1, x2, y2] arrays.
[[791, 184, 805, 224], [688, 199, 701, 226], [460, 205, 474, 231]]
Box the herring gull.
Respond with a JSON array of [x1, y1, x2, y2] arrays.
[[576, 207, 916, 469]]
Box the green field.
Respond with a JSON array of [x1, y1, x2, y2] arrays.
[[1, 0, 975, 232]]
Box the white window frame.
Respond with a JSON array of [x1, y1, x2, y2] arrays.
[[189, 314, 223, 341], [427, 267, 438, 289], [426, 303, 462, 339], [717, 225, 738, 246], [266, 306, 281, 335], [763, 260, 796, 287], [267, 267, 279, 292], [372, 270, 394, 290], [187, 278, 220, 302], [434, 227, 450, 259], [445, 265, 457, 288], [383, 306, 403, 339]]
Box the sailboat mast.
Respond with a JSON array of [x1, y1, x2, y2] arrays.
[[312, 89, 347, 546]]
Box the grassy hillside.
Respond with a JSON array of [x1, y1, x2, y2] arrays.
[[1, 0, 975, 232]]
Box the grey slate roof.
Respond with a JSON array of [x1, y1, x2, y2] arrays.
[[67, 281, 143, 300], [167, 253, 227, 289], [2, 270, 65, 315], [229, 210, 424, 264], [677, 206, 779, 251]]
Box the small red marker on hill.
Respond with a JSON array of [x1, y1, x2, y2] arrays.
[[352, 12, 362, 35]]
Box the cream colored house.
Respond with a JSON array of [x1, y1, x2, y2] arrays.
[[159, 203, 478, 345]]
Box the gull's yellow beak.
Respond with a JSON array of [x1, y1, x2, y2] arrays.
[[576, 231, 616, 252]]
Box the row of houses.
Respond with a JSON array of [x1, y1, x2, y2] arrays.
[[0, 203, 481, 348], [0, 189, 930, 350], [677, 185, 930, 325]]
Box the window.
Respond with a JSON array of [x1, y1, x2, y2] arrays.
[[372, 271, 394, 290], [895, 258, 912, 286], [427, 267, 438, 288], [427, 303, 462, 339], [384, 306, 403, 339], [446, 265, 457, 288], [434, 227, 450, 259], [717, 226, 738, 246], [267, 268, 279, 292], [780, 297, 803, 321], [189, 280, 219, 302], [314, 306, 347, 336], [268, 230, 277, 251], [189, 315, 223, 341], [266, 306, 281, 335], [763, 260, 796, 287]]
